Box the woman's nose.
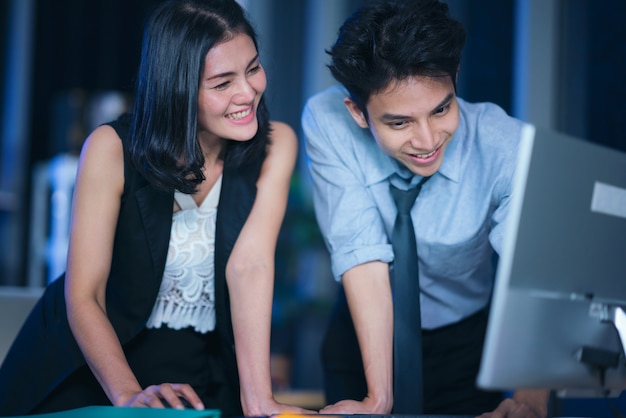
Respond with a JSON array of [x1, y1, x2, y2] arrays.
[[233, 80, 255, 103]]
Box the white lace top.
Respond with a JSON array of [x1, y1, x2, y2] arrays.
[[146, 175, 222, 333]]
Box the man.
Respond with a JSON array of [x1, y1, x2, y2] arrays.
[[301, 0, 549, 416]]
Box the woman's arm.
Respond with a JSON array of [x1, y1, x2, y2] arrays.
[[226, 121, 312, 416], [65, 126, 202, 410], [65, 125, 140, 405]]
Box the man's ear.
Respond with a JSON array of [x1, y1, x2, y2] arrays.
[[343, 97, 369, 129]]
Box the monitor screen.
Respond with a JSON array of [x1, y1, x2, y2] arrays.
[[477, 125, 626, 394]]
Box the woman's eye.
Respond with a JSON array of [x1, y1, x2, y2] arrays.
[[213, 81, 230, 90], [248, 65, 262, 74]]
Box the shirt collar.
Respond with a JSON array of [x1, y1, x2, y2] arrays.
[[354, 127, 399, 186], [436, 113, 465, 184]]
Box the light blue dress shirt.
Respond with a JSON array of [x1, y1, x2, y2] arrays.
[[302, 85, 528, 329]]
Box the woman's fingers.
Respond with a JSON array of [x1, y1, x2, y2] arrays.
[[174, 383, 205, 410], [128, 383, 204, 410]]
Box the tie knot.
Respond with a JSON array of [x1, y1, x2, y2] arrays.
[[390, 176, 430, 214], [390, 184, 421, 214]]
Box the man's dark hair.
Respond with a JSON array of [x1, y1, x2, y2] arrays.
[[328, 0, 466, 113]]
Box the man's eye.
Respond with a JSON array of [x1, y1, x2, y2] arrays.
[[434, 104, 450, 115], [389, 121, 407, 128]]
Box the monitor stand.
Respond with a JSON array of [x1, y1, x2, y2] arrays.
[[568, 303, 626, 397], [589, 303, 626, 360]]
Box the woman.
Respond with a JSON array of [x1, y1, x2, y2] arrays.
[[0, 1, 310, 416]]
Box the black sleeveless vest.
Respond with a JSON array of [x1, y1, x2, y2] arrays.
[[0, 117, 261, 416]]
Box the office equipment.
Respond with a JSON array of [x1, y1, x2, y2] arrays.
[[14, 405, 220, 418], [477, 125, 626, 395]]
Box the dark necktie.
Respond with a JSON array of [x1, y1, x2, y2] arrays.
[[390, 176, 430, 414]]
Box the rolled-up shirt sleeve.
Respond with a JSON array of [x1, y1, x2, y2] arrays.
[[302, 91, 393, 281]]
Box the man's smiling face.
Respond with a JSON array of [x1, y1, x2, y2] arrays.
[[345, 75, 460, 177]]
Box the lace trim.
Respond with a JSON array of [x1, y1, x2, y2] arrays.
[[147, 287, 216, 333]]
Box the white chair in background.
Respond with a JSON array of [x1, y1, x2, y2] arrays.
[[27, 153, 78, 286], [27, 90, 131, 287]]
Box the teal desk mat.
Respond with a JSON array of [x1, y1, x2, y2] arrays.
[[8, 406, 220, 418]]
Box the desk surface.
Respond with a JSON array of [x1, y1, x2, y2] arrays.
[[8, 406, 220, 418], [7, 407, 476, 418]]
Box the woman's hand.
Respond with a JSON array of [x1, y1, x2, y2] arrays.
[[120, 383, 205, 410], [319, 395, 390, 415], [242, 397, 317, 417]]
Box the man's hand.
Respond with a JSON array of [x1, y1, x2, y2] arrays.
[[476, 389, 549, 418]]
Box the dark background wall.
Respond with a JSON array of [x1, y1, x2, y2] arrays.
[[29, 0, 160, 160]]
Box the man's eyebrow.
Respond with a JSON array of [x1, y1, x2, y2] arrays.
[[379, 112, 410, 122], [205, 54, 260, 81], [379, 93, 455, 121]]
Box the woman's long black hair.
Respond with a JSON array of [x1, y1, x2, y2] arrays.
[[129, 0, 270, 194]]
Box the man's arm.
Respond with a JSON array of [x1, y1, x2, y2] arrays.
[[320, 261, 394, 414], [302, 90, 396, 413]]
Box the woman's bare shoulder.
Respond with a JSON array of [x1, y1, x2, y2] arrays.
[[81, 124, 123, 159], [267, 121, 297, 158], [76, 124, 125, 192], [269, 121, 297, 144]]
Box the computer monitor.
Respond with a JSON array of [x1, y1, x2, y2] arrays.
[[477, 125, 626, 395]]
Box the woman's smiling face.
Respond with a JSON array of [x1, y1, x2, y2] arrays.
[[197, 33, 267, 144]]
